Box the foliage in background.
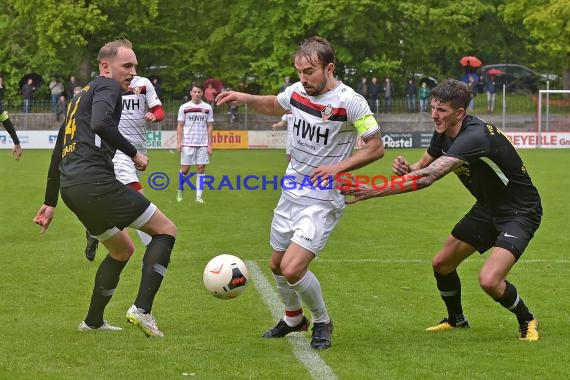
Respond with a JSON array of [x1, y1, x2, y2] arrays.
[[0, 0, 567, 100]]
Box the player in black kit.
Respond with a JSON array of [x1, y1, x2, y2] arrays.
[[343, 79, 541, 341], [33, 39, 176, 338], [0, 80, 22, 160]]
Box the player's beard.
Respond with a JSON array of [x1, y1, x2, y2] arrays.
[[303, 78, 327, 96]]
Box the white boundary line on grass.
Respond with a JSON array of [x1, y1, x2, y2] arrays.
[[246, 260, 337, 380], [249, 258, 570, 264]]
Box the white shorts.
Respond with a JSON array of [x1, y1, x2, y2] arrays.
[[113, 150, 143, 185], [270, 195, 344, 255], [181, 146, 210, 165]]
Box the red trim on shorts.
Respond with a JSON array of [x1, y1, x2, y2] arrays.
[[285, 309, 303, 317], [127, 182, 142, 191]]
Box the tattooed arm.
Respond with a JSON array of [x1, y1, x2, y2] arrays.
[[343, 155, 465, 203]]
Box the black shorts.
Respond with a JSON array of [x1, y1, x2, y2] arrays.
[[451, 203, 541, 260], [60, 180, 153, 237]]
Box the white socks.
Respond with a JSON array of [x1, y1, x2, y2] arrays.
[[196, 173, 205, 199], [273, 271, 330, 325], [291, 271, 329, 324]]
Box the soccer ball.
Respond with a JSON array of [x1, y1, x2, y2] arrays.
[[203, 254, 249, 299]]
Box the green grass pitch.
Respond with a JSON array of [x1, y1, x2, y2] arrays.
[[1, 148, 569, 379]]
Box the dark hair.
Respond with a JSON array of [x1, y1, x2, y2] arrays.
[[295, 36, 336, 69], [188, 82, 203, 93], [429, 79, 471, 110]]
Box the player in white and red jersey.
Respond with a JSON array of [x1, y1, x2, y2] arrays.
[[85, 75, 164, 261], [176, 84, 214, 203], [216, 36, 384, 350], [272, 111, 294, 161]]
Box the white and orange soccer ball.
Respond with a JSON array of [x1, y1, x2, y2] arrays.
[[203, 254, 249, 299]]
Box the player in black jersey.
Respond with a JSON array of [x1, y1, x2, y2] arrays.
[[343, 79, 541, 341], [0, 83, 22, 160], [33, 39, 176, 338]]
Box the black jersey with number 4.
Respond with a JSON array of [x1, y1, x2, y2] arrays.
[[427, 115, 542, 216], [58, 76, 136, 187]]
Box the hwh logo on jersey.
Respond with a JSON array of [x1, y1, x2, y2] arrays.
[[122, 98, 141, 110], [187, 114, 207, 122], [293, 118, 329, 145]]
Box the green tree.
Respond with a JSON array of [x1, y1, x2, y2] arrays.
[[501, 0, 569, 88]]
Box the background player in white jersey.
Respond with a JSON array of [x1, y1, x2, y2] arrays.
[[272, 111, 294, 161], [216, 36, 384, 350], [85, 75, 165, 261], [176, 84, 214, 203]]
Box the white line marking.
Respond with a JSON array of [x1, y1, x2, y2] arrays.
[[246, 260, 337, 380], [246, 258, 570, 264]]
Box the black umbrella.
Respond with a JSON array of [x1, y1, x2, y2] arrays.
[[19, 73, 44, 89], [419, 76, 438, 88], [413, 73, 438, 88]]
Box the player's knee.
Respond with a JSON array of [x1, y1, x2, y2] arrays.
[[280, 266, 302, 284], [478, 272, 500, 294], [432, 254, 459, 274], [109, 240, 135, 262], [431, 254, 447, 272], [155, 219, 176, 237], [269, 259, 281, 274], [163, 218, 177, 237]]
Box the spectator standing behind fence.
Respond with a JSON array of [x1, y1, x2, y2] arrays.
[[383, 78, 393, 113], [405, 79, 417, 112], [152, 77, 163, 99], [418, 82, 430, 112], [20, 78, 35, 113], [55, 94, 67, 122], [49, 77, 65, 115], [486, 77, 496, 113], [356, 77, 369, 101], [466, 75, 477, 111], [368, 77, 382, 114], [66, 75, 81, 100]]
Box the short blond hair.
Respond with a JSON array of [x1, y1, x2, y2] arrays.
[[97, 38, 133, 63]]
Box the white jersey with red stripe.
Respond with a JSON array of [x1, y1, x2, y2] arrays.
[[276, 81, 380, 207], [177, 100, 214, 147], [113, 76, 161, 185], [119, 76, 162, 152]]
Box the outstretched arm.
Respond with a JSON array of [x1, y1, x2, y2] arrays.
[[392, 151, 436, 175], [1, 112, 22, 161], [311, 134, 384, 186], [272, 119, 287, 130], [216, 91, 285, 116], [343, 155, 464, 203]]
